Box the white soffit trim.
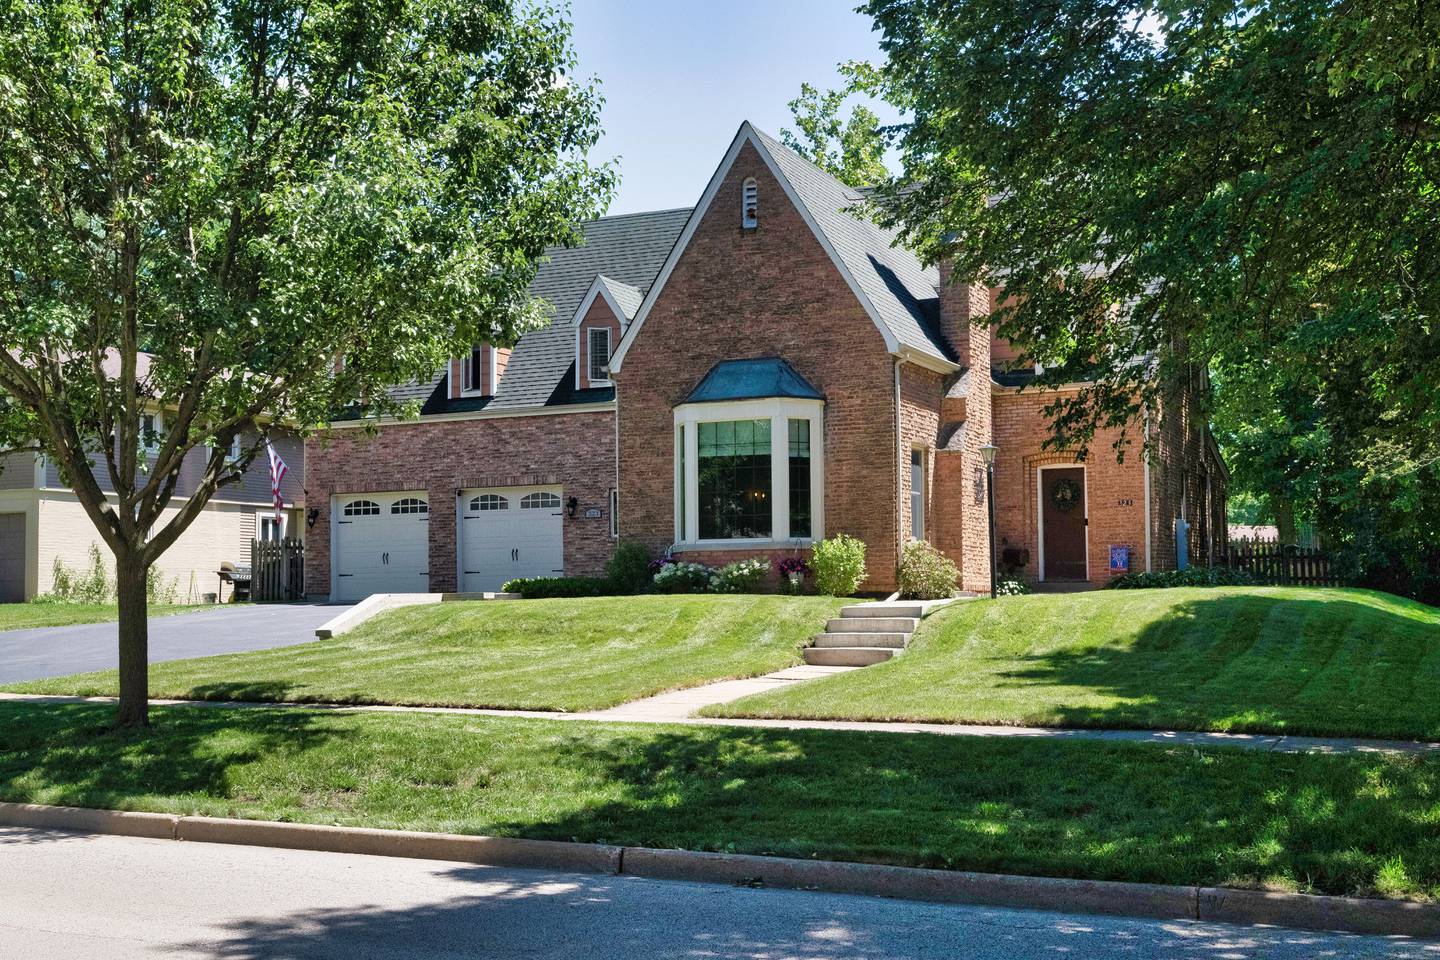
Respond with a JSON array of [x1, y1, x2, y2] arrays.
[[567, 276, 633, 329], [610, 121, 907, 374], [325, 401, 616, 429]]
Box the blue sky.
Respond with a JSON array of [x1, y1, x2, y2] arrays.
[[568, 0, 900, 215]]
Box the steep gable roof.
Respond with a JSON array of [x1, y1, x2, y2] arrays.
[[611, 122, 956, 375]]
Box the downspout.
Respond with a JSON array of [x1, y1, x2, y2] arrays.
[[1142, 408, 1153, 573], [894, 357, 905, 562]]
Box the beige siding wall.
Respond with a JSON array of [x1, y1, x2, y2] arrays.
[[35, 493, 252, 603]]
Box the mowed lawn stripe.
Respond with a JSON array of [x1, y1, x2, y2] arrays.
[[708, 587, 1440, 741], [1, 595, 845, 712], [1, 701, 1437, 899]]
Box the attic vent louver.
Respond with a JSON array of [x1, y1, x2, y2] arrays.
[[742, 178, 758, 229]]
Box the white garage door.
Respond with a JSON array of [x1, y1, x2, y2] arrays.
[[0, 513, 25, 603], [333, 493, 430, 602], [459, 486, 564, 593]]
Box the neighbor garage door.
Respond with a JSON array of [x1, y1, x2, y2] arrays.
[[459, 486, 564, 593], [333, 493, 430, 602], [0, 513, 24, 602]]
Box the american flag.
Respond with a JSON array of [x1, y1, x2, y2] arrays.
[[266, 441, 289, 525]]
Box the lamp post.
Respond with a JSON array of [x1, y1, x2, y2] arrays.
[[979, 444, 998, 599]]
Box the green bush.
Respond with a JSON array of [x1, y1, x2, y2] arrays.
[[605, 541, 653, 594], [45, 545, 112, 604], [1106, 567, 1256, 590], [501, 576, 612, 599], [652, 561, 713, 594], [812, 534, 867, 597], [897, 540, 958, 600], [995, 578, 1032, 596], [710, 557, 770, 594]]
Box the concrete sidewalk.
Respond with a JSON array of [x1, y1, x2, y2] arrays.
[[5, 670, 1438, 755]]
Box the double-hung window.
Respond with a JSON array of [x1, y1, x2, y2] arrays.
[[588, 328, 612, 385], [462, 345, 494, 395], [673, 399, 823, 545]]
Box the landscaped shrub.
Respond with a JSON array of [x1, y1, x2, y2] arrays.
[[995, 578, 1032, 596], [605, 540, 653, 594], [897, 540, 959, 600], [501, 576, 612, 599], [811, 534, 867, 597], [652, 561, 714, 594], [709, 557, 770, 593], [1106, 567, 1256, 590]]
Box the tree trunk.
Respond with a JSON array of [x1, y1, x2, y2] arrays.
[[115, 555, 150, 728], [1273, 499, 1298, 546]]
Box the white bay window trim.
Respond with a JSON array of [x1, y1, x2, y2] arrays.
[[672, 397, 824, 549]]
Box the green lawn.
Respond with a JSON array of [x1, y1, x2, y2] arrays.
[[0, 602, 202, 632], [3, 595, 845, 711], [2, 700, 1437, 899], [709, 587, 1440, 741]]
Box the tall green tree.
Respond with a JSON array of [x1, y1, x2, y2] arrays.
[[860, 0, 1440, 597], [0, 0, 614, 725], [781, 72, 890, 187]]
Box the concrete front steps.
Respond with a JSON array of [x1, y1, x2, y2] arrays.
[[802, 599, 965, 666]]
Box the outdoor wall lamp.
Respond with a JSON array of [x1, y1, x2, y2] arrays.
[[306, 507, 320, 529], [979, 444, 999, 598], [567, 496, 579, 519]]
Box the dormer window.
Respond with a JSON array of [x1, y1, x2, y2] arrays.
[[742, 178, 758, 229], [588, 327, 611, 385]]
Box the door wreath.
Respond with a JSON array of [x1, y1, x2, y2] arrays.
[[1050, 477, 1082, 513]]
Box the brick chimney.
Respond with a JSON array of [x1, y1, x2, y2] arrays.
[[937, 259, 992, 373], [936, 257, 996, 594]]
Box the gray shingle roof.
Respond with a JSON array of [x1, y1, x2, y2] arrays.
[[750, 126, 952, 364], [489, 208, 691, 409], [596, 276, 644, 320]]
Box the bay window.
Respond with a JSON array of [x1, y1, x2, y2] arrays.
[[673, 398, 823, 546]]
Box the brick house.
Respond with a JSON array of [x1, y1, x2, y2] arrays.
[[304, 122, 1226, 600]]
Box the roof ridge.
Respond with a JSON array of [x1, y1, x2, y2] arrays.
[[585, 206, 694, 224]]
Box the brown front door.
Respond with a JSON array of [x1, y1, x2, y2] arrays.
[[1041, 468, 1087, 580]]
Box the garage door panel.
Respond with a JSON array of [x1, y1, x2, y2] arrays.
[[0, 513, 25, 603], [334, 493, 430, 602], [460, 486, 564, 593]]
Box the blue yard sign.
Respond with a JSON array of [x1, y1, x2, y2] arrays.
[[1109, 545, 1130, 575]]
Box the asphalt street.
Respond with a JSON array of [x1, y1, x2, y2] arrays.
[[1, 827, 1434, 959]]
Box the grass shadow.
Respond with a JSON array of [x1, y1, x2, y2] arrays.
[[984, 592, 1440, 739], [483, 722, 1440, 899], [0, 701, 346, 814]]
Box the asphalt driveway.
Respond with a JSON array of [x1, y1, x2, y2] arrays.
[[0, 603, 348, 684]]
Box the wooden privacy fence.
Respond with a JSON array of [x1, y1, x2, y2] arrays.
[[251, 538, 305, 602], [1225, 539, 1342, 587]]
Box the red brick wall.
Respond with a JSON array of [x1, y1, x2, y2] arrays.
[[577, 297, 622, 389], [614, 140, 901, 591], [933, 263, 994, 593], [304, 409, 616, 596], [990, 388, 1148, 587]]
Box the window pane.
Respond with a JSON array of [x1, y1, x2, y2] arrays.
[[676, 425, 686, 539], [589, 328, 609, 382], [697, 419, 771, 539], [788, 419, 811, 538]]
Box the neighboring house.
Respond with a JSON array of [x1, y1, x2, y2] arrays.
[[0, 424, 305, 603], [304, 121, 1228, 600]]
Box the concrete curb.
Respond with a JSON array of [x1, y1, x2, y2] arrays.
[[621, 847, 1195, 920], [314, 591, 518, 639], [4, 801, 1438, 939], [174, 816, 621, 874]]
